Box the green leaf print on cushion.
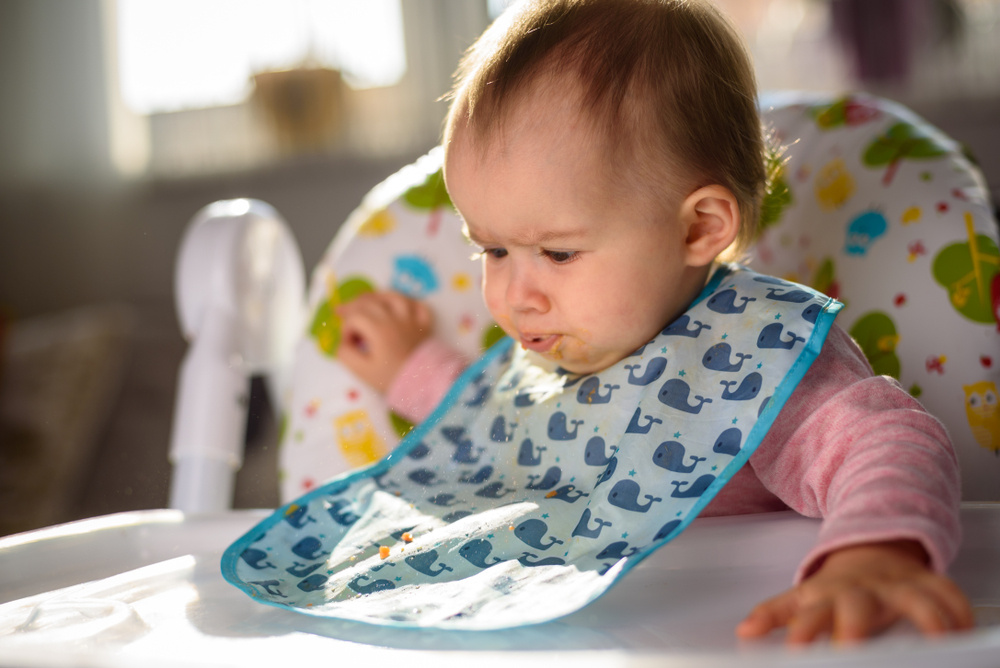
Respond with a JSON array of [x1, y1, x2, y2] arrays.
[[863, 121, 949, 186], [932, 213, 1000, 324], [402, 167, 453, 210], [849, 311, 901, 379]]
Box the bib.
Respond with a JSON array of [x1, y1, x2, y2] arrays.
[[222, 264, 841, 629]]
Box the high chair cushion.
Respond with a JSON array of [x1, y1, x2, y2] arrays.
[[749, 92, 1000, 500], [277, 92, 1000, 502]]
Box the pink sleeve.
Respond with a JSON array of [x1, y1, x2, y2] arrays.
[[753, 325, 963, 582], [385, 338, 470, 424]]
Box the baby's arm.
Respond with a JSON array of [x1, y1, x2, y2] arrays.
[[735, 325, 973, 643], [336, 291, 434, 393]]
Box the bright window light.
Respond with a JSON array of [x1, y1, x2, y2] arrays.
[[117, 0, 406, 115]]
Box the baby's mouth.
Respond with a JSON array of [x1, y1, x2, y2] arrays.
[[520, 334, 560, 353]]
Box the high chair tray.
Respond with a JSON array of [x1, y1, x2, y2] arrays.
[[1, 506, 998, 668]]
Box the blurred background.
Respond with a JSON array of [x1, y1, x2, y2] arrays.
[[1, 0, 998, 537]]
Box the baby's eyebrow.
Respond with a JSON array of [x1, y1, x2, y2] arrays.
[[462, 222, 583, 247]]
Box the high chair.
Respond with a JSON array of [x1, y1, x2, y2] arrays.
[[1, 92, 998, 667]]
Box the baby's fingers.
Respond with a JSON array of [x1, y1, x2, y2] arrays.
[[884, 578, 974, 636], [736, 592, 797, 638]]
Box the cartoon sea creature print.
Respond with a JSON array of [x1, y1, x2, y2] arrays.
[[441, 425, 485, 463], [669, 474, 716, 498], [348, 574, 395, 594], [607, 479, 662, 512], [327, 499, 360, 526], [577, 377, 621, 404], [625, 406, 663, 433], [932, 212, 1000, 324], [848, 311, 901, 379], [652, 440, 707, 473], [814, 157, 855, 211], [662, 315, 711, 337], [654, 519, 682, 541], [249, 580, 286, 597], [707, 289, 757, 314], [548, 412, 584, 439], [474, 482, 517, 498], [291, 536, 328, 561], [459, 465, 494, 484], [490, 415, 516, 442], [964, 381, 1000, 455], [720, 372, 763, 400], [658, 378, 713, 414], [583, 436, 615, 466], [844, 210, 887, 256], [333, 409, 387, 467], [405, 550, 454, 576], [514, 519, 564, 550], [241, 548, 275, 570], [863, 120, 949, 186], [544, 484, 588, 502], [518, 553, 566, 567], [595, 456, 618, 486], [283, 504, 316, 529], [286, 562, 324, 578], [408, 468, 443, 486], [701, 343, 752, 372], [459, 539, 503, 568], [713, 427, 743, 455], [296, 573, 329, 592], [596, 542, 640, 560], [526, 466, 562, 490], [624, 357, 667, 385], [757, 323, 806, 350], [391, 255, 439, 298], [571, 508, 612, 538], [517, 438, 546, 466]]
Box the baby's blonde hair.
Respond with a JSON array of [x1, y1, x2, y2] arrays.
[[446, 0, 767, 253]]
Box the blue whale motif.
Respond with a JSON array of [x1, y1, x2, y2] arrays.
[[720, 372, 763, 400], [515, 519, 565, 550], [658, 378, 713, 414], [625, 406, 663, 434], [545, 484, 589, 502], [595, 456, 618, 487], [427, 493, 462, 507], [459, 539, 503, 568], [584, 436, 614, 466], [241, 548, 275, 570], [662, 314, 711, 337], [291, 536, 327, 560], [713, 427, 742, 455], [405, 549, 453, 576], [596, 541, 639, 559], [408, 468, 441, 486], [464, 372, 491, 407], [297, 573, 328, 592], [514, 391, 535, 407], [607, 479, 662, 512], [526, 466, 562, 490], [571, 508, 612, 538], [249, 580, 286, 597], [765, 287, 814, 303], [757, 323, 806, 349], [624, 357, 667, 385], [490, 415, 516, 442], [707, 289, 757, 314], [518, 552, 566, 567], [327, 499, 360, 526], [652, 440, 708, 473], [517, 438, 546, 466], [440, 425, 485, 463], [654, 519, 682, 541], [753, 275, 793, 286], [407, 442, 430, 460], [758, 395, 771, 417], [702, 343, 752, 372], [348, 574, 395, 594], [548, 412, 584, 440], [283, 505, 316, 529], [459, 465, 494, 484], [802, 303, 822, 323], [670, 474, 717, 498], [286, 561, 324, 578], [475, 481, 516, 498], [443, 510, 473, 522], [577, 377, 620, 404]]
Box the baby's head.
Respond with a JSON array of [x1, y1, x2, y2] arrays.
[[443, 0, 767, 374]]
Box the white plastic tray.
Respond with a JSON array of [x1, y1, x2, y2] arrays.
[[1, 506, 998, 667]]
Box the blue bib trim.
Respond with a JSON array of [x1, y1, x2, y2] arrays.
[[222, 264, 841, 629]]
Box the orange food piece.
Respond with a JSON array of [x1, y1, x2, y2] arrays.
[[379, 545, 390, 559], [401, 532, 414, 543]]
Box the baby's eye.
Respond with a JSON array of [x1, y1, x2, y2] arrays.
[[543, 249, 579, 264], [484, 247, 508, 260]]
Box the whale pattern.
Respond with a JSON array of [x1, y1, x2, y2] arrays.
[[224, 265, 839, 631]]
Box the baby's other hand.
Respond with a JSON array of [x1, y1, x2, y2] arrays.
[[336, 291, 433, 393], [735, 540, 973, 645]]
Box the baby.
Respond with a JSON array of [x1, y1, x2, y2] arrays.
[[336, 0, 972, 643]]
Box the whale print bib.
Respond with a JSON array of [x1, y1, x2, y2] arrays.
[[222, 265, 841, 629]]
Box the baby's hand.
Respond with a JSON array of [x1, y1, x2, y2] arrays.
[[336, 291, 434, 393], [736, 540, 973, 645]]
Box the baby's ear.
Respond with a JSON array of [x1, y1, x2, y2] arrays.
[[680, 185, 740, 267]]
